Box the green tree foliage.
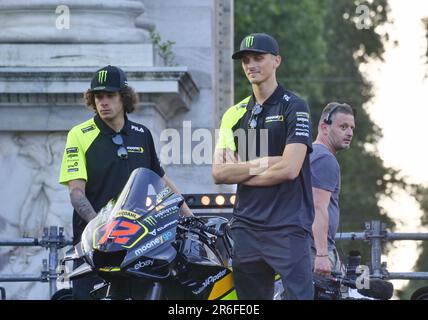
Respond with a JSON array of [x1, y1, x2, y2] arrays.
[[398, 184, 428, 299], [397, 17, 428, 300], [233, 0, 416, 273], [234, 0, 328, 104]]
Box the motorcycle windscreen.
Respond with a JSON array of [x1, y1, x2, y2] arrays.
[[80, 168, 181, 269]]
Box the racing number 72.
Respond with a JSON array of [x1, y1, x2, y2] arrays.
[[98, 220, 141, 246]]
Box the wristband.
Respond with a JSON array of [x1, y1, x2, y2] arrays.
[[316, 254, 328, 257]]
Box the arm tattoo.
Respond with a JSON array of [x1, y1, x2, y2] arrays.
[[70, 188, 97, 223]]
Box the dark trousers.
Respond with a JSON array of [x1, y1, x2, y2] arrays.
[[72, 259, 104, 300], [231, 227, 314, 300]]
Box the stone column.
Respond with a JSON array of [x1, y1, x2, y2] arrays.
[[139, 0, 234, 195]]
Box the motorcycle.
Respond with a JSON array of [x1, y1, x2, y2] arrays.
[[61, 167, 240, 300]]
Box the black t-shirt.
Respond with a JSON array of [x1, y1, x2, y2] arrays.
[[59, 115, 165, 244], [217, 85, 315, 232]]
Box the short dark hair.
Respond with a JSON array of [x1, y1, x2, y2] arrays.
[[319, 102, 355, 126], [83, 86, 139, 114]]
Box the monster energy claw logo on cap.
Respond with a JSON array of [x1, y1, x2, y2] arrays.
[[98, 70, 108, 84], [232, 33, 280, 60], [89, 65, 128, 92], [245, 35, 254, 47]]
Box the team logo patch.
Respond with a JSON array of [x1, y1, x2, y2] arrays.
[[67, 161, 78, 168], [81, 124, 96, 133], [296, 112, 310, 118], [67, 153, 79, 158], [295, 112, 310, 137], [131, 125, 144, 133], [127, 146, 144, 154], [265, 115, 284, 123], [66, 147, 78, 154]]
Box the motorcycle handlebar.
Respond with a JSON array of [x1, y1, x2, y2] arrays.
[[179, 217, 225, 237]]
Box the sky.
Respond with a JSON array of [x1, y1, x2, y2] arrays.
[[362, 0, 428, 293]]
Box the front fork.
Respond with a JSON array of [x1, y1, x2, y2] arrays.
[[145, 282, 163, 300]]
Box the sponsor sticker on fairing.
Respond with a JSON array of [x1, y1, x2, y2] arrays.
[[134, 231, 174, 256], [134, 259, 154, 270], [192, 269, 228, 295]]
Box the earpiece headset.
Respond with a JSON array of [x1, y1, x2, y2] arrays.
[[323, 104, 357, 125], [323, 105, 340, 125]]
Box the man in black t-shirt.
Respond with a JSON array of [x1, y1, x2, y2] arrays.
[[59, 65, 192, 299], [213, 33, 314, 300]]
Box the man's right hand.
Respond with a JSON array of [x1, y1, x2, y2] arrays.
[[314, 255, 332, 277]]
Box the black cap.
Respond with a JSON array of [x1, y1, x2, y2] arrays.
[[89, 65, 128, 92], [232, 33, 279, 60]]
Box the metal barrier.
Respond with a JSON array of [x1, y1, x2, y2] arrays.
[[0, 226, 73, 298], [1, 215, 428, 299], [336, 220, 428, 280]]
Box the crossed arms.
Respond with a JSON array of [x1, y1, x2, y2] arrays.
[[212, 143, 308, 186]]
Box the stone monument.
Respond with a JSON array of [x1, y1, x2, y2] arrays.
[[0, 0, 233, 299]]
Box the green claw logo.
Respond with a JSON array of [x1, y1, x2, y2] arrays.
[[144, 216, 157, 226], [98, 70, 108, 84], [245, 35, 254, 47]]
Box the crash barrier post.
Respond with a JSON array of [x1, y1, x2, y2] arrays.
[[336, 220, 428, 280], [0, 226, 73, 298]]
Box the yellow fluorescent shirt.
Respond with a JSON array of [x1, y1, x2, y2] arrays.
[[59, 118, 99, 184], [216, 96, 250, 151]]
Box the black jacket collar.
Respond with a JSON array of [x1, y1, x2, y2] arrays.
[[247, 84, 286, 110], [94, 114, 131, 136]]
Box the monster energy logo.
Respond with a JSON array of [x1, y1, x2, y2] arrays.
[[245, 35, 254, 47], [144, 216, 157, 226], [98, 70, 108, 84]]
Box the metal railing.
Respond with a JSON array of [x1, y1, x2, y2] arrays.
[[336, 220, 428, 280], [1, 218, 428, 299], [0, 226, 72, 298]]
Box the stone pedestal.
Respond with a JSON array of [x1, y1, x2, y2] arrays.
[[0, 1, 153, 66], [0, 0, 148, 43], [0, 44, 155, 67], [0, 67, 198, 131]]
